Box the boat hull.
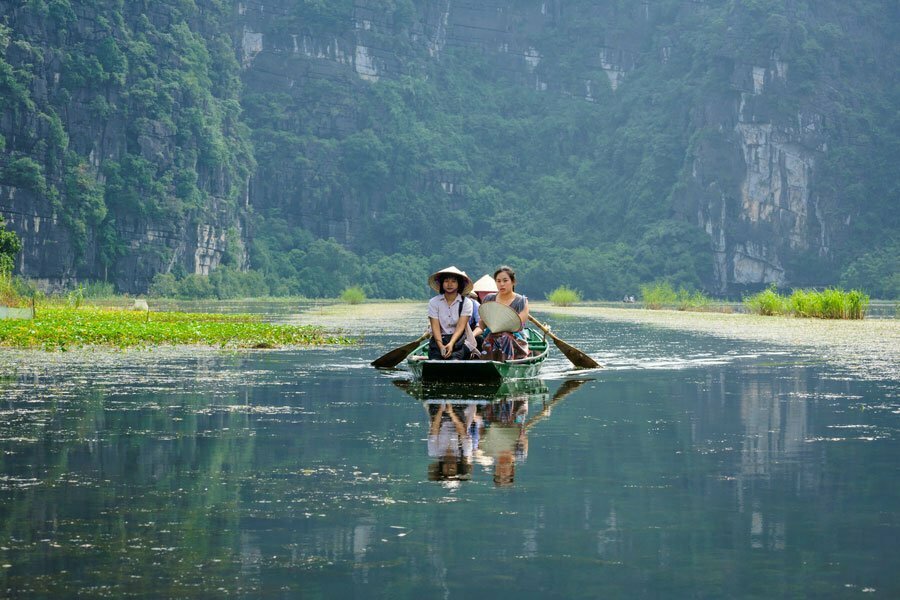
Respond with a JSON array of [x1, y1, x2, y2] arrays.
[[407, 328, 548, 383]]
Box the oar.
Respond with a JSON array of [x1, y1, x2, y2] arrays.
[[371, 332, 430, 368], [528, 315, 602, 369]]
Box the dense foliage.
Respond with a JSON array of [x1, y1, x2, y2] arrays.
[[237, 0, 898, 299], [0, 0, 253, 278], [0, 212, 19, 276], [1, 1, 898, 299]]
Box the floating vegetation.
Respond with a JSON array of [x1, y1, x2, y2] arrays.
[[745, 286, 870, 319], [0, 306, 354, 351]]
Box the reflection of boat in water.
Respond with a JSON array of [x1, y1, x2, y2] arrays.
[[393, 377, 549, 404], [403, 378, 590, 486], [406, 328, 549, 383]]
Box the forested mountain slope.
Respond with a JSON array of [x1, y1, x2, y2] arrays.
[[1, 0, 897, 298]]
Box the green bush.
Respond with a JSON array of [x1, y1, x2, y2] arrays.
[[846, 289, 869, 320], [547, 285, 581, 306], [66, 285, 84, 308], [149, 273, 179, 298], [640, 281, 678, 309], [744, 286, 789, 316], [677, 288, 713, 311], [81, 281, 116, 299], [0, 272, 21, 306], [788, 288, 819, 317], [747, 286, 869, 319], [340, 285, 366, 304], [1, 156, 46, 193]]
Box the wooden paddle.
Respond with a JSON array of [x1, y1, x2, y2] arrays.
[[371, 332, 430, 368], [528, 315, 602, 369]]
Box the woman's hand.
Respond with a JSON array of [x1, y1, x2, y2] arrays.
[[441, 342, 452, 358]]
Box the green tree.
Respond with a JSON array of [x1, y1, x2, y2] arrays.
[[0, 213, 22, 276]]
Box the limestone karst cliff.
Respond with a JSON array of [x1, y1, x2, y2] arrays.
[[1, 1, 897, 296]]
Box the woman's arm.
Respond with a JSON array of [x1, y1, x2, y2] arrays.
[[429, 317, 444, 354], [518, 296, 530, 327]]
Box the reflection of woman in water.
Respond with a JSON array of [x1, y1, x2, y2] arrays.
[[419, 380, 591, 485], [426, 403, 477, 481], [478, 396, 529, 486]]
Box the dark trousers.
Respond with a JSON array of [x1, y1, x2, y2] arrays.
[[428, 334, 470, 360]]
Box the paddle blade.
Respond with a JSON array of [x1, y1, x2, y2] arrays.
[[371, 334, 429, 368], [550, 335, 601, 369]]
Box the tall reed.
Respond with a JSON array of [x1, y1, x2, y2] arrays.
[[744, 286, 789, 316], [640, 281, 677, 309], [746, 287, 868, 319]]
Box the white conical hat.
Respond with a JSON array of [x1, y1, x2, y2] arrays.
[[479, 301, 521, 333], [428, 266, 474, 296], [472, 274, 498, 294]]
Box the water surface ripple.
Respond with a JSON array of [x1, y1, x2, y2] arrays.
[[1, 303, 897, 598]]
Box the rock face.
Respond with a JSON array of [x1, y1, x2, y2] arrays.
[[0, 1, 250, 293], [1, 1, 895, 294], [0, 183, 241, 293], [680, 54, 831, 293], [233, 0, 891, 293]]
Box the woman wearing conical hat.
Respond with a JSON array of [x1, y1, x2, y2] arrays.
[[426, 266, 476, 360], [472, 266, 530, 361]]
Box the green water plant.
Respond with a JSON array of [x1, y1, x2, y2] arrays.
[[547, 286, 581, 306], [745, 285, 790, 316], [677, 288, 713, 311], [640, 281, 678, 309], [746, 286, 869, 319], [339, 285, 366, 304], [0, 306, 354, 351]]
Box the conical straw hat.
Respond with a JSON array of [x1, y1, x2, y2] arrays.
[[479, 301, 521, 333], [472, 274, 498, 294], [428, 266, 474, 296]]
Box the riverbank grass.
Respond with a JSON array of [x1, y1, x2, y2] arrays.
[[745, 287, 869, 319], [0, 306, 353, 350], [640, 281, 718, 312]]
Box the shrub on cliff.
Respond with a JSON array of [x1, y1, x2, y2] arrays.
[[0, 213, 21, 278]]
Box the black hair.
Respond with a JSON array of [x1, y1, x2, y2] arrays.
[[428, 459, 472, 481], [439, 274, 464, 291], [493, 266, 516, 289]]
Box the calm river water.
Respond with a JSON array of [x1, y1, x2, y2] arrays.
[[1, 305, 898, 598]]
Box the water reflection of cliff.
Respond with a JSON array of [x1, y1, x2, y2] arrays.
[[712, 367, 816, 554]]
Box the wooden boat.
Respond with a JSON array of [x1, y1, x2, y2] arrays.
[[406, 327, 549, 383]]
